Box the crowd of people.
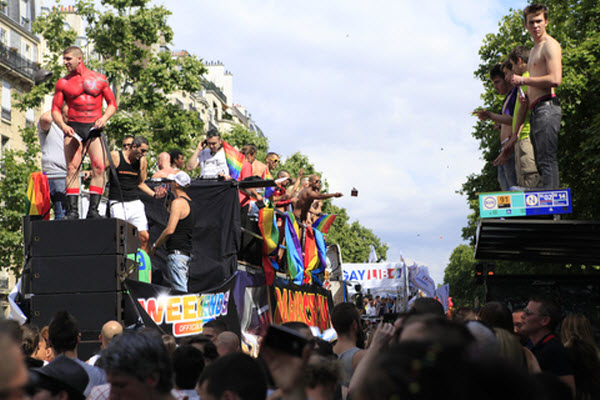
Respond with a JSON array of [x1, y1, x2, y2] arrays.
[[474, 3, 562, 192], [1, 293, 599, 400]]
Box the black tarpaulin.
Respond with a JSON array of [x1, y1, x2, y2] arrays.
[[143, 179, 241, 292]]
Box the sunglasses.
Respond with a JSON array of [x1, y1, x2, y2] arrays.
[[270, 159, 280, 164], [123, 143, 133, 148]]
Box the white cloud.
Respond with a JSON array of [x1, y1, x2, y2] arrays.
[[160, 0, 527, 286]]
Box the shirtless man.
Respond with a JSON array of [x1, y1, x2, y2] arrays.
[[151, 152, 178, 179], [474, 63, 517, 191], [510, 3, 562, 189], [293, 174, 342, 223], [52, 46, 117, 219]]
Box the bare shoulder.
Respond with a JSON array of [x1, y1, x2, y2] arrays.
[[543, 35, 562, 54]]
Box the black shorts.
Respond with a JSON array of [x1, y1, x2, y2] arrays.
[[67, 121, 103, 142]]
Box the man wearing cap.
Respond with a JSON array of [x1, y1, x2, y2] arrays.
[[151, 171, 196, 293], [107, 135, 165, 254], [29, 355, 89, 400]]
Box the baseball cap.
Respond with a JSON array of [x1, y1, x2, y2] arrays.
[[29, 355, 89, 400], [167, 171, 191, 187]]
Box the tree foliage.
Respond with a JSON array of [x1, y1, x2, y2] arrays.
[[0, 128, 42, 277], [443, 244, 481, 307], [448, 1, 600, 301]]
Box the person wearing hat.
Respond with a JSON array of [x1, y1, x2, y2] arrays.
[[29, 355, 89, 400], [151, 171, 196, 293]]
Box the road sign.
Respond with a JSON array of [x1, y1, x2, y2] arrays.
[[479, 188, 572, 218]]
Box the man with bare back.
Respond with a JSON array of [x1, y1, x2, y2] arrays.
[[52, 46, 117, 219], [510, 4, 562, 189], [293, 174, 342, 223]]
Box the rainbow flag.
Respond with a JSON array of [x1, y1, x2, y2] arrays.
[[310, 228, 328, 286], [258, 207, 279, 255], [222, 141, 245, 180], [284, 212, 304, 285], [25, 172, 51, 220], [312, 214, 337, 234], [303, 226, 319, 284]]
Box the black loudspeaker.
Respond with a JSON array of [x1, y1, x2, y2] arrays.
[[21, 255, 138, 294], [29, 292, 123, 332], [29, 218, 139, 257]]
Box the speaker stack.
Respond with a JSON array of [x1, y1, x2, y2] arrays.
[[21, 218, 141, 361]]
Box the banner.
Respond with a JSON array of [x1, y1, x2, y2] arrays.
[[127, 274, 240, 339], [342, 263, 404, 290], [270, 278, 334, 332], [435, 284, 450, 312], [411, 266, 436, 298]]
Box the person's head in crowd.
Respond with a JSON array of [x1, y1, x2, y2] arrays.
[[523, 3, 548, 25], [215, 331, 241, 357], [35, 326, 54, 362], [304, 354, 340, 400], [198, 352, 267, 400], [99, 320, 122, 350], [508, 45, 531, 73], [29, 355, 89, 400], [332, 302, 365, 349], [408, 297, 445, 317], [465, 320, 500, 360], [521, 295, 561, 340], [310, 337, 336, 359], [202, 319, 228, 343], [172, 345, 205, 391], [399, 314, 475, 350], [156, 152, 171, 170], [282, 321, 313, 339], [300, 177, 310, 189], [180, 334, 219, 364], [169, 149, 185, 169], [122, 134, 134, 150], [265, 152, 280, 172], [277, 170, 292, 187], [452, 306, 477, 322], [48, 311, 79, 355], [20, 324, 43, 369], [353, 340, 541, 400], [489, 63, 510, 95], [240, 144, 257, 164], [478, 301, 514, 332], [309, 174, 322, 191], [560, 313, 598, 350], [161, 334, 177, 356], [493, 327, 528, 372], [131, 136, 149, 161], [0, 319, 23, 345], [0, 333, 29, 400], [205, 130, 222, 155], [501, 58, 513, 82], [101, 330, 173, 400]]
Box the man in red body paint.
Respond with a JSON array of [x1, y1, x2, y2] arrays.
[[52, 46, 117, 219]]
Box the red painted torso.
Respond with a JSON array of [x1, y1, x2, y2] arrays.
[[53, 65, 116, 124]]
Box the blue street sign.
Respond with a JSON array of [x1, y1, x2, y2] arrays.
[[479, 188, 572, 218]]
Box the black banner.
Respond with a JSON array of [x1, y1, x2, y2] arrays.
[[270, 278, 334, 332], [142, 179, 241, 292]]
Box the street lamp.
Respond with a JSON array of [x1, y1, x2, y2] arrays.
[[0, 65, 53, 85]]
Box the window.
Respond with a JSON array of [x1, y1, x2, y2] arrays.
[[25, 108, 34, 128], [0, 28, 7, 47], [20, 0, 31, 29], [2, 81, 11, 121]]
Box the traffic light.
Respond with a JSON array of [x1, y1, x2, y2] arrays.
[[475, 263, 484, 285]]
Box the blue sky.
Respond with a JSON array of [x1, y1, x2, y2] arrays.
[[129, 0, 526, 286]]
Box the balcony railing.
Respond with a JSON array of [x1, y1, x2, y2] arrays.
[[0, 42, 39, 81], [202, 79, 227, 104]]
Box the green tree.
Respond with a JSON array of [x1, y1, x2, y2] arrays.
[[443, 244, 481, 307], [20, 0, 207, 153], [222, 125, 269, 161], [0, 128, 42, 277]]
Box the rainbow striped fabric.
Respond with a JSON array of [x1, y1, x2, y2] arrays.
[[26, 172, 51, 220], [284, 212, 304, 285], [303, 226, 319, 284], [222, 141, 245, 180], [258, 207, 280, 285], [312, 214, 337, 234]]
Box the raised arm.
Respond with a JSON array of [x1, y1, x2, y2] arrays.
[[187, 139, 205, 171]]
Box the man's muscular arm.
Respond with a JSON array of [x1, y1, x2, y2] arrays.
[[137, 158, 160, 197], [93, 78, 117, 130], [52, 80, 75, 137]]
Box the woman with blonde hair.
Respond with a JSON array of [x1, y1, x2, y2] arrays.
[[561, 313, 600, 400]]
